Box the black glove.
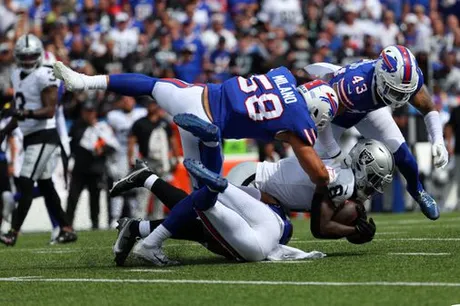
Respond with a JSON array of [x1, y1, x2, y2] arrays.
[[348, 218, 376, 244], [11, 109, 28, 120]]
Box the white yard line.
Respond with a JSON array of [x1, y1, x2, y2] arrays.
[[258, 261, 313, 264], [33, 250, 78, 254], [377, 232, 407, 235], [388, 252, 451, 256], [125, 269, 175, 273], [1, 277, 460, 287], [377, 217, 460, 226]]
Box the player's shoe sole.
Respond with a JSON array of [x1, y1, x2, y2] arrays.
[[183, 158, 228, 193], [110, 160, 151, 198], [53, 61, 86, 92], [132, 240, 179, 266], [113, 218, 138, 266], [173, 113, 220, 143], [416, 191, 440, 220]]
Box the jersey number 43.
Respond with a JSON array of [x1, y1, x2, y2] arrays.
[[238, 75, 284, 121]]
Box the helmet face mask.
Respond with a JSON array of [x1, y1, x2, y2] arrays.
[[375, 45, 419, 108], [14, 34, 44, 73]]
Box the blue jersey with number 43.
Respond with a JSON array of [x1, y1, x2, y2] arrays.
[[329, 60, 424, 129], [207, 66, 318, 146]]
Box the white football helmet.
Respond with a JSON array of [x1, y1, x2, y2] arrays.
[[297, 80, 339, 132], [348, 139, 395, 202], [14, 34, 44, 73], [374, 45, 419, 108]]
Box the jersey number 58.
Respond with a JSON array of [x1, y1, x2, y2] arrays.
[[238, 76, 284, 121]]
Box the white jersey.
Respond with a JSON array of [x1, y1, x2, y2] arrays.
[[255, 156, 355, 210], [261, 0, 303, 35], [10, 66, 60, 136], [106, 108, 147, 153]]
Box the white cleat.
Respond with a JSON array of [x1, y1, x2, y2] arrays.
[[132, 240, 179, 266], [53, 61, 87, 92]]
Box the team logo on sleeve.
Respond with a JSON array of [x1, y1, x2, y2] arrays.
[[358, 149, 375, 165]]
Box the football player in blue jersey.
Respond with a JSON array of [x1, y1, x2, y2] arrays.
[[53, 62, 340, 190], [308, 45, 448, 220]]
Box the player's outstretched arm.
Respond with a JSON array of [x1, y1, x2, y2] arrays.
[[310, 191, 357, 239], [412, 85, 448, 168], [277, 131, 329, 186]]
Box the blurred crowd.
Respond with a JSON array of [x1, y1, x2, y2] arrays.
[[1, 0, 460, 224]]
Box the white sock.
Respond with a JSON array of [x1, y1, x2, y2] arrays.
[[203, 141, 219, 147], [143, 224, 171, 247], [139, 221, 151, 238], [110, 196, 123, 220], [84, 75, 108, 90], [144, 174, 159, 190]]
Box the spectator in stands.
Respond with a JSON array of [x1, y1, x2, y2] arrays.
[[209, 36, 232, 82], [377, 10, 401, 48], [260, 0, 303, 35], [402, 13, 430, 53], [109, 12, 139, 62], [201, 13, 236, 52], [336, 4, 366, 50]]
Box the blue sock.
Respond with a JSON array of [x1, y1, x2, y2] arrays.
[[108, 74, 158, 96], [14, 186, 41, 201], [190, 186, 219, 211], [162, 187, 219, 235], [199, 143, 223, 175], [393, 143, 424, 199]]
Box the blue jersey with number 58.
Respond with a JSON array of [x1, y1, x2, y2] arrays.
[[329, 60, 424, 128], [207, 66, 318, 146]]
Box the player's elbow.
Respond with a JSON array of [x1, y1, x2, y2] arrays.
[[44, 107, 56, 118]]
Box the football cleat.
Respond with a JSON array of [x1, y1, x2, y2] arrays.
[[415, 191, 440, 220], [132, 240, 179, 266], [49, 226, 61, 245], [173, 113, 220, 143], [110, 160, 151, 197], [0, 230, 18, 246], [183, 158, 228, 193], [113, 218, 138, 266], [55, 230, 78, 244], [53, 61, 87, 92]]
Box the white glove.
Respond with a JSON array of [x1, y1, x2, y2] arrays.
[[432, 142, 449, 168], [326, 165, 337, 184]]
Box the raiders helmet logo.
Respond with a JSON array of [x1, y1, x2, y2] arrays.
[[358, 149, 375, 165]]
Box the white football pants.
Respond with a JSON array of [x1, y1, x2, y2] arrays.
[[196, 184, 283, 262]]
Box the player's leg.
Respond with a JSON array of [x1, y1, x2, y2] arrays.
[[87, 175, 101, 229], [36, 147, 77, 243], [356, 107, 439, 220], [0, 143, 44, 245], [66, 171, 85, 226]]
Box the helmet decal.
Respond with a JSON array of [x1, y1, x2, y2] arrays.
[[396, 45, 413, 84], [358, 149, 375, 165], [381, 51, 397, 73]]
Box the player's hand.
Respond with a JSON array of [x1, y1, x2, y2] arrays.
[[326, 165, 337, 184], [355, 217, 376, 240], [432, 143, 448, 168]]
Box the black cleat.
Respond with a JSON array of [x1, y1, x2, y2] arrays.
[[110, 160, 152, 197], [173, 113, 220, 142], [0, 230, 17, 246], [184, 158, 228, 193], [113, 218, 138, 266], [55, 230, 78, 244]]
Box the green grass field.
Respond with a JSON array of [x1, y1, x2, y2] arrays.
[[1, 212, 460, 306]]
